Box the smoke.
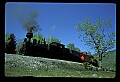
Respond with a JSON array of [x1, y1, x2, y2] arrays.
[[20, 10, 41, 32], [22, 11, 39, 32], [13, 5, 41, 32]]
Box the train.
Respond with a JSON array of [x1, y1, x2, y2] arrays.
[[20, 31, 99, 67]]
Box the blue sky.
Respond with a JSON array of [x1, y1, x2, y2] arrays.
[[5, 2, 116, 54]]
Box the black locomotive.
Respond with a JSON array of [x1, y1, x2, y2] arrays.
[[20, 31, 99, 67]]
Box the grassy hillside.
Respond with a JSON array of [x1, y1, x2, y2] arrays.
[[94, 50, 116, 71], [5, 53, 84, 71], [5, 53, 115, 78]]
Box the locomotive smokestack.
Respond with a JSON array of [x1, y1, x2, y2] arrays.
[[26, 28, 33, 43]]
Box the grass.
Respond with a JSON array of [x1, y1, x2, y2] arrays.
[[5, 68, 115, 78], [5, 53, 116, 78], [94, 50, 116, 71]]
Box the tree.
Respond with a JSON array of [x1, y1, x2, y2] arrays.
[[74, 47, 80, 52], [87, 51, 92, 55], [16, 41, 24, 55], [67, 43, 80, 52], [67, 43, 75, 50], [46, 36, 61, 44], [5, 32, 10, 52], [5, 33, 17, 54], [76, 17, 116, 68], [31, 32, 44, 43]]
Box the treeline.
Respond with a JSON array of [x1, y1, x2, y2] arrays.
[[5, 32, 86, 55]]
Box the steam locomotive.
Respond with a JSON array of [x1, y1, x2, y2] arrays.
[[20, 31, 99, 67]]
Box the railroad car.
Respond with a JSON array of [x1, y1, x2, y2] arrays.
[[20, 32, 99, 67]]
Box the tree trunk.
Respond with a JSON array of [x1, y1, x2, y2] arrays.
[[99, 53, 102, 68], [99, 60, 102, 68]]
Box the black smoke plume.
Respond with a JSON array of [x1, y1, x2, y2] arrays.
[[20, 10, 41, 32], [14, 7, 41, 33]]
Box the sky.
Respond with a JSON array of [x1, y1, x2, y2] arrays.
[[5, 2, 116, 54]]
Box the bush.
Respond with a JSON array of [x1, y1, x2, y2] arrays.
[[83, 62, 93, 70]]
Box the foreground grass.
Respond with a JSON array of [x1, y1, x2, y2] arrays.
[[5, 68, 115, 78], [5, 54, 116, 78]]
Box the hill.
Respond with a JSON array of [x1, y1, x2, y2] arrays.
[[5, 53, 84, 71], [94, 50, 116, 71], [5, 53, 115, 77]]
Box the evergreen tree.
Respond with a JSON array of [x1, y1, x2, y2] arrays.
[[5, 32, 10, 53], [5, 33, 17, 54]]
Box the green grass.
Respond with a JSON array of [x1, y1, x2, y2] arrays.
[[102, 50, 116, 71], [5, 52, 116, 78], [94, 50, 116, 71], [5, 68, 115, 78]]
